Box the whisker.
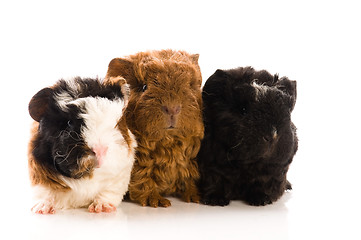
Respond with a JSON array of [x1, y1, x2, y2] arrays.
[[52, 130, 82, 141], [230, 141, 242, 150], [53, 144, 82, 165], [68, 131, 82, 141], [227, 139, 243, 162]]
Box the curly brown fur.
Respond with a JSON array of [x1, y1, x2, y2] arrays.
[[105, 50, 204, 207], [197, 67, 298, 206]]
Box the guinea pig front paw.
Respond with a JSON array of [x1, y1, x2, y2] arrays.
[[31, 201, 56, 214], [139, 193, 171, 208], [182, 192, 200, 203], [286, 180, 292, 190], [201, 195, 230, 206], [244, 193, 273, 206], [181, 187, 200, 203], [88, 200, 117, 213]]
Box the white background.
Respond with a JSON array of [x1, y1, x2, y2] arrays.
[[1, 0, 360, 239]]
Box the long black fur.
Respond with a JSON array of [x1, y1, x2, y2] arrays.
[[197, 67, 298, 206]]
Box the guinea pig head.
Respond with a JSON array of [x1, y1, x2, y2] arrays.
[[106, 50, 203, 141], [203, 68, 297, 162], [29, 85, 99, 179]]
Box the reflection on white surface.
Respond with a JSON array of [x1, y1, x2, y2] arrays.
[[6, 195, 292, 240], [125, 197, 290, 240]]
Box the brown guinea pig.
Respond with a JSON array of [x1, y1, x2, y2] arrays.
[[105, 50, 204, 207]]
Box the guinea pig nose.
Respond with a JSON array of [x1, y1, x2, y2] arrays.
[[92, 145, 108, 168], [263, 128, 278, 142], [162, 105, 181, 116]]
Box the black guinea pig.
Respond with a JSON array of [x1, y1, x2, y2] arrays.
[[28, 76, 136, 214], [197, 67, 298, 206]]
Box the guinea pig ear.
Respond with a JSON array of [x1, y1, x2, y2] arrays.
[[104, 76, 130, 104], [214, 69, 228, 77], [28, 87, 54, 122], [276, 78, 297, 110], [190, 54, 200, 64], [202, 69, 229, 98], [105, 58, 136, 85]]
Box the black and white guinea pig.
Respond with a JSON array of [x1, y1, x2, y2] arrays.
[[28, 76, 136, 214], [197, 67, 298, 206]]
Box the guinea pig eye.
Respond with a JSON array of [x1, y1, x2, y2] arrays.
[[67, 120, 73, 127], [142, 84, 148, 92]]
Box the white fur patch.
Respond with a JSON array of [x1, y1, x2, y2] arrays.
[[54, 91, 74, 111], [53, 78, 84, 111], [32, 96, 136, 211]]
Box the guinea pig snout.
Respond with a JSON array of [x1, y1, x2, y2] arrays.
[[162, 105, 181, 116], [162, 105, 181, 128], [261, 127, 279, 158], [91, 144, 108, 168], [262, 128, 278, 143]]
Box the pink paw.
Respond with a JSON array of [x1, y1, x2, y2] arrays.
[[31, 201, 56, 214], [88, 201, 116, 213]]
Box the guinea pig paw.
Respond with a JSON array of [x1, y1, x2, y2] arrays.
[[201, 195, 230, 207], [182, 192, 200, 203], [245, 193, 273, 206], [286, 180, 292, 190], [140, 195, 171, 208], [88, 201, 117, 213], [31, 201, 56, 214]]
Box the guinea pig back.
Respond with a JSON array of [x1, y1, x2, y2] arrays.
[[105, 50, 204, 207]]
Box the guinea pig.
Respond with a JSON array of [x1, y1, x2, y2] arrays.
[[197, 67, 298, 206], [104, 50, 204, 207], [28, 76, 136, 214]]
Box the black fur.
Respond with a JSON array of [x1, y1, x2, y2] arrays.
[[29, 77, 124, 179], [197, 67, 298, 206]]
